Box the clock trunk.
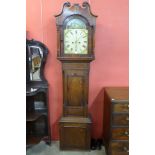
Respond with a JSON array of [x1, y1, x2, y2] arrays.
[[63, 63, 89, 117]]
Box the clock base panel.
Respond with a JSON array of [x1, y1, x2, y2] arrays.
[[59, 116, 92, 150]]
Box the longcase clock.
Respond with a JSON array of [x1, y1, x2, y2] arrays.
[[55, 1, 97, 150]]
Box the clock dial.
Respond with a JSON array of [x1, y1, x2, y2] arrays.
[[64, 29, 88, 54]]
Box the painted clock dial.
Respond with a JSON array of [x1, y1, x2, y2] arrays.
[[64, 19, 88, 54]]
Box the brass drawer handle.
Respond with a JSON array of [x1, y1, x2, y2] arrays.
[[124, 131, 129, 136], [126, 116, 129, 121], [71, 73, 77, 76], [118, 131, 129, 136], [123, 146, 129, 152]]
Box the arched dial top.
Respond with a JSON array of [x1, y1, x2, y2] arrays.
[[64, 18, 88, 54], [66, 19, 86, 29]]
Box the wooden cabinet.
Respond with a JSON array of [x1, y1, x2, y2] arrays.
[[26, 39, 51, 147], [26, 87, 50, 146], [103, 87, 129, 155]]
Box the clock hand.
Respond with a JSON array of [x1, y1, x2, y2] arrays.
[[75, 30, 78, 52]]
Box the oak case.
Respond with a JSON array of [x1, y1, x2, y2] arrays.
[[55, 1, 97, 150]]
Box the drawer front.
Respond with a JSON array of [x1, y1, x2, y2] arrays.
[[112, 128, 129, 140], [113, 103, 129, 113], [112, 114, 129, 126], [110, 141, 129, 155]]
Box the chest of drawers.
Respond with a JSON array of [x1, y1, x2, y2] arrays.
[[103, 87, 129, 155]]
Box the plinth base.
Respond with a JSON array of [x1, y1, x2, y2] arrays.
[[59, 116, 92, 150]]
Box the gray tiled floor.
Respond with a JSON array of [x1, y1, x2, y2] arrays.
[[27, 141, 106, 155]]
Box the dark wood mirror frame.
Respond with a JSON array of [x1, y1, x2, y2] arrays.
[[26, 39, 48, 84]]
